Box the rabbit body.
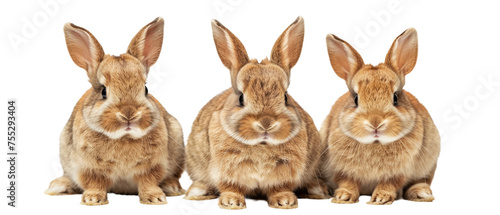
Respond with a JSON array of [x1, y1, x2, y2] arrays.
[[185, 17, 328, 209], [322, 29, 440, 205], [46, 18, 185, 205]]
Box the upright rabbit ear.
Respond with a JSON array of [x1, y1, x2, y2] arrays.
[[326, 34, 364, 81], [64, 23, 105, 85], [211, 19, 249, 91], [385, 28, 418, 75], [128, 17, 164, 69], [271, 16, 305, 79]]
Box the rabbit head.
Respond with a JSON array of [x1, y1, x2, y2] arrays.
[[326, 28, 419, 144], [211, 17, 305, 145], [64, 17, 164, 139]]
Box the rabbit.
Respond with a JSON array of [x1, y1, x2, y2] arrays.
[[44, 17, 185, 205], [320, 28, 440, 205], [184, 16, 329, 210]]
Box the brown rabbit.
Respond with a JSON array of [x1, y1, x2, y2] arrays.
[[321, 28, 440, 205], [184, 17, 329, 209], [45, 17, 185, 205]]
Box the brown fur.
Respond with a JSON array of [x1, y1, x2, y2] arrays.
[[321, 28, 440, 205], [45, 17, 185, 206], [185, 17, 328, 210]]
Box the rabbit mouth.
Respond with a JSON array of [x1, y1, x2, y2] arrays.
[[255, 132, 291, 145], [262, 132, 270, 139], [260, 132, 272, 141], [368, 129, 388, 142], [123, 122, 137, 131], [372, 129, 382, 138]]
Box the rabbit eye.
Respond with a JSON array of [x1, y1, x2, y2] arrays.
[[101, 87, 107, 99], [354, 94, 358, 107], [239, 94, 244, 107], [393, 93, 398, 106], [145, 86, 149, 96]]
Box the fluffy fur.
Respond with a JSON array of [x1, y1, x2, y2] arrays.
[[184, 17, 329, 210], [45, 17, 185, 205], [321, 29, 440, 205]]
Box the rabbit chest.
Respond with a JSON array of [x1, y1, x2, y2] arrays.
[[328, 131, 423, 183], [72, 125, 170, 180], [209, 121, 309, 190]]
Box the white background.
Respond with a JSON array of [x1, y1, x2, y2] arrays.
[[1, 0, 499, 214]]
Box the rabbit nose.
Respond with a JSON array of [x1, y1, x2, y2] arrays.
[[368, 116, 384, 129], [260, 116, 274, 130], [118, 105, 138, 121], [254, 116, 281, 133]]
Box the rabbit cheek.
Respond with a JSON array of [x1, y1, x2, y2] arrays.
[[135, 108, 153, 130], [237, 116, 262, 141], [382, 114, 405, 139], [268, 117, 294, 142], [384, 108, 417, 142], [220, 109, 258, 145], [99, 107, 124, 133], [338, 109, 359, 137]]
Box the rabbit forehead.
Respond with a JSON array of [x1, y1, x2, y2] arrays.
[[352, 64, 401, 94], [97, 54, 147, 86], [236, 62, 288, 93]]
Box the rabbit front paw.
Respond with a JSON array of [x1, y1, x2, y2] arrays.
[[81, 190, 108, 206], [218, 192, 246, 210], [267, 191, 298, 209]]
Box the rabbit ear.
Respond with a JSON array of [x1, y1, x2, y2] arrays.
[[385, 28, 418, 75], [211, 19, 249, 90], [64, 23, 105, 78], [270, 16, 305, 77], [128, 17, 164, 69], [326, 34, 364, 81]]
